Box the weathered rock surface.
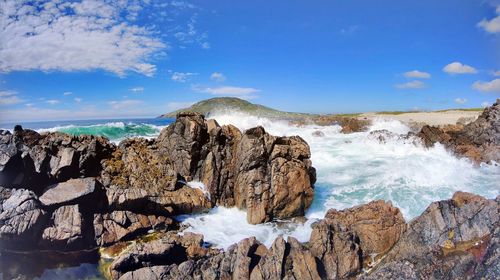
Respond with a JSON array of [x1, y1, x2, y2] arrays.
[[0, 188, 48, 248], [0, 128, 114, 191], [104, 112, 316, 224], [365, 192, 499, 279], [417, 99, 500, 163], [94, 211, 172, 246], [42, 204, 83, 248], [39, 177, 102, 207]]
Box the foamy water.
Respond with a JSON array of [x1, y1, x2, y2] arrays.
[[180, 111, 500, 249]]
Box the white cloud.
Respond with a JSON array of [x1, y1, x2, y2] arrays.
[[171, 72, 197, 82], [454, 98, 467, 104], [472, 79, 500, 93], [493, 70, 500, 76], [63, 92, 73, 96], [74, 97, 83, 103], [210, 72, 226, 82], [197, 86, 261, 97], [482, 101, 491, 108], [108, 99, 143, 110], [403, 70, 431, 79], [0, 90, 23, 105], [0, 0, 206, 76], [46, 99, 60, 105], [443, 62, 477, 74], [130, 87, 144, 93], [166, 101, 195, 111], [478, 6, 500, 34], [395, 80, 425, 89]]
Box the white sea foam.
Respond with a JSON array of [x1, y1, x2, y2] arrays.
[[187, 181, 211, 200], [180, 111, 500, 249]]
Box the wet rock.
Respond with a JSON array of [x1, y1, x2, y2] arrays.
[[312, 130, 325, 137], [93, 211, 172, 246], [368, 192, 499, 279], [416, 99, 500, 163], [0, 188, 48, 248], [39, 178, 101, 207], [41, 204, 83, 248]]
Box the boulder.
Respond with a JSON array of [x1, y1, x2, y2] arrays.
[[0, 188, 48, 248], [324, 200, 405, 262], [367, 192, 499, 279], [39, 178, 101, 207], [93, 211, 172, 246], [41, 204, 83, 248]]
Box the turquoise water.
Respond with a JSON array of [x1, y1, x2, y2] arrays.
[[0, 118, 174, 143]]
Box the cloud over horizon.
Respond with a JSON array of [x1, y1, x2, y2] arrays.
[[472, 79, 500, 93]]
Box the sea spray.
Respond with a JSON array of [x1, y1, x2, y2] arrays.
[[180, 111, 500, 249]]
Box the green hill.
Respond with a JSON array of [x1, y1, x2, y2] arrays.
[[158, 97, 310, 119]]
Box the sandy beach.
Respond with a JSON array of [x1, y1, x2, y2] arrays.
[[360, 110, 482, 127]]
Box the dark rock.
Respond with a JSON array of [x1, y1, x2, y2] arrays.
[[39, 178, 101, 207], [367, 192, 499, 279], [93, 211, 172, 246], [41, 204, 83, 248], [0, 188, 48, 249]]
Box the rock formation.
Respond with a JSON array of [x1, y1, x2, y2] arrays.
[[105, 192, 498, 280], [417, 99, 500, 163]]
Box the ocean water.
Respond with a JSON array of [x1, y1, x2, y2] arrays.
[[1, 113, 499, 278], [0, 118, 174, 144]]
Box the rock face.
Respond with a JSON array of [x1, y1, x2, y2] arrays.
[[107, 193, 498, 280], [105, 112, 316, 224], [417, 99, 500, 163], [39, 178, 101, 206], [364, 192, 499, 279], [42, 204, 83, 248]]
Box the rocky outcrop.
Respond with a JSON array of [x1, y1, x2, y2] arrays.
[[105, 112, 316, 224], [417, 99, 500, 163], [42, 204, 83, 248], [364, 192, 499, 279], [39, 178, 102, 207], [106, 193, 498, 280], [0, 188, 48, 249]]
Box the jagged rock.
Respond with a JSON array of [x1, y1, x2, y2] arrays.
[[309, 218, 362, 279], [119, 266, 173, 280], [101, 138, 178, 191], [416, 99, 500, 163], [109, 232, 204, 279], [106, 185, 211, 216], [39, 177, 102, 206], [250, 236, 287, 280], [93, 211, 172, 246], [233, 127, 315, 224], [367, 192, 499, 279], [0, 188, 48, 248], [41, 204, 83, 248], [284, 237, 321, 280], [324, 200, 405, 262]]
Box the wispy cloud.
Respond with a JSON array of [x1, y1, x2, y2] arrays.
[[63, 92, 73, 96], [482, 101, 491, 108], [195, 86, 260, 98], [171, 72, 197, 82], [454, 98, 467, 104], [0, 90, 23, 105], [166, 101, 195, 111], [493, 70, 500, 76], [443, 62, 477, 75], [46, 99, 60, 105], [472, 79, 500, 93], [478, 5, 500, 34], [130, 87, 145, 93], [395, 80, 425, 89], [0, 1, 208, 77], [210, 72, 226, 82], [108, 99, 143, 110], [74, 97, 83, 103], [403, 70, 431, 79]]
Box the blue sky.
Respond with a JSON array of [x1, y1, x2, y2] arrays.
[[1, 0, 499, 122]]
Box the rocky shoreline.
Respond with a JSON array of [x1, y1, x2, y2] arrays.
[[1, 102, 499, 279]]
